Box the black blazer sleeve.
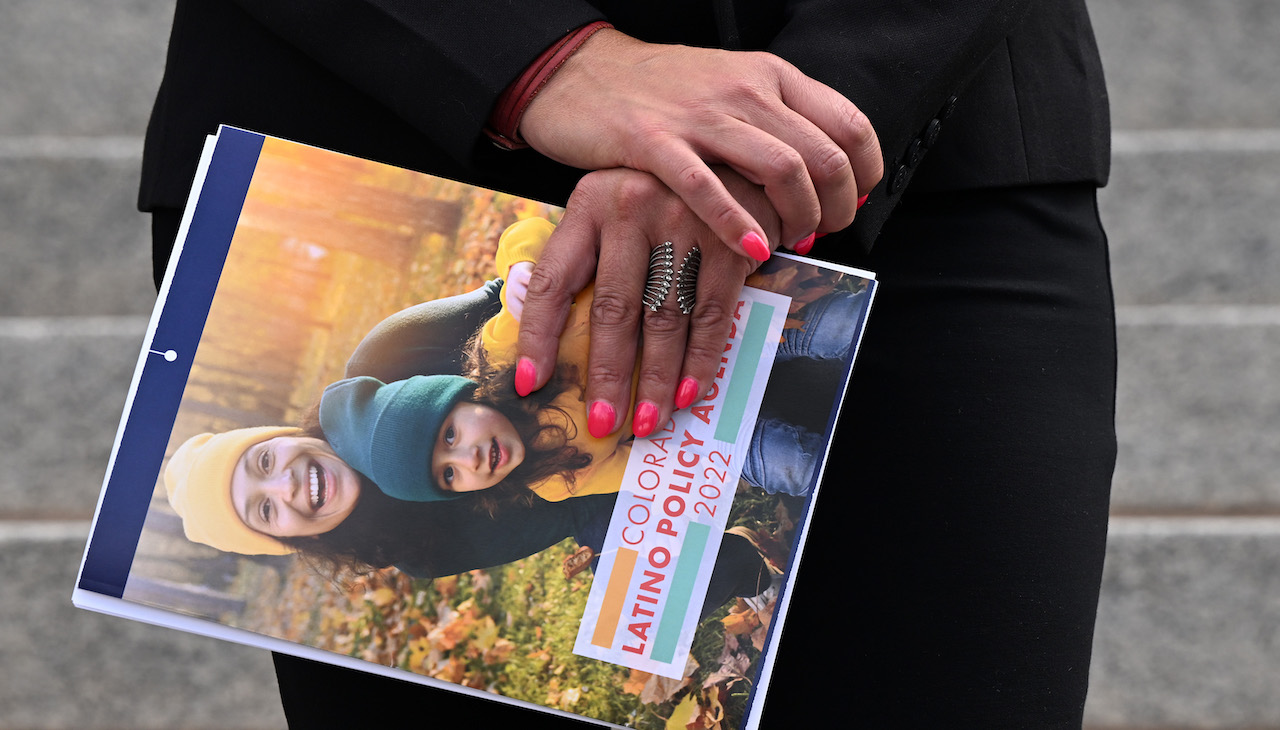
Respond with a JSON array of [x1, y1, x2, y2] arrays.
[[763, 0, 1108, 252], [223, 0, 606, 166], [766, 0, 1030, 250]]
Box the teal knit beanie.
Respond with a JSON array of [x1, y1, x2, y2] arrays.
[[319, 375, 476, 501]]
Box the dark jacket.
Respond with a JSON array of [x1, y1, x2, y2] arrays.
[[139, 0, 1109, 264]]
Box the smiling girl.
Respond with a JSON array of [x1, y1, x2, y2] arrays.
[[315, 216, 637, 505], [317, 368, 600, 507]]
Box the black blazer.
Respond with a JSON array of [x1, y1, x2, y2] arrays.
[[140, 0, 1109, 264]]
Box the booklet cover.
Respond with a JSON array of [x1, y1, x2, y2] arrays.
[[74, 127, 876, 729]]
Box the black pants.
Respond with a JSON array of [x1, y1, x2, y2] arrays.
[[762, 181, 1116, 728], [163, 181, 1116, 728]]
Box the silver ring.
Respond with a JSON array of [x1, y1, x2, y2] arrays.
[[675, 246, 701, 315], [643, 241, 674, 312]]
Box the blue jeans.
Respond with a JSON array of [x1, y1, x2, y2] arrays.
[[741, 417, 825, 496], [776, 288, 866, 363], [741, 289, 866, 495]]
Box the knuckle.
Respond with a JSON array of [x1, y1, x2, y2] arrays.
[[760, 143, 806, 184], [629, 124, 679, 168], [690, 295, 734, 336], [843, 107, 885, 182], [517, 317, 554, 343], [810, 143, 852, 186], [710, 198, 741, 231], [628, 116, 669, 145], [656, 194, 690, 223], [516, 304, 558, 343], [642, 305, 687, 338], [570, 173, 604, 199], [589, 290, 639, 331], [686, 300, 735, 364], [612, 173, 663, 219], [637, 359, 676, 393], [525, 262, 566, 300], [850, 106, 877, 141], [586, 359, 631, 389], [683, 329, 728, 370], [745, 50, 788, 77], [568, 171, 614, 212]]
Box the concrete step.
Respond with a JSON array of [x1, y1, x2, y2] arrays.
[[0, 530, 285, 730], [1114, 314, 1280, 513], [6, 524, 1273, 729], [1103, 146, 1280, 307], [4, 138, 1276, 516], [2, 316, 1274, 521], [1084, 517, 1280, 729], [1088, 0, 1280, 130], [0, 319, 146, 518], [0, 0, 172, 136], [3, 140, 1275, 320], [0, 154, 156, 317]]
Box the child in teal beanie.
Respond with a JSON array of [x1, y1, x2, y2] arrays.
[[320, 374, 479, 502], [319, 368, 598, 505], [318, 218, 639, 505]]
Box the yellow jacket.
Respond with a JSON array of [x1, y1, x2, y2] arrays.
[[480, 218, 634, 501]]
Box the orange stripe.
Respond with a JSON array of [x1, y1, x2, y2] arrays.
[[591, 548, 639, 648]]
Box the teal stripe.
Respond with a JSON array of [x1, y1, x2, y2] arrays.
[[649, 522, 712, 664], [714, 303, 776, 442]]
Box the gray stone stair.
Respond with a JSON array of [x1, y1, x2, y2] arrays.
[[1, 531, 285, 729], [1087, 518, 1280, 728], [1083, 0, 1280, 724], [0, 154, 155, 316], [0, 0, 1276, 728], [1088, 0, 1280, 130]]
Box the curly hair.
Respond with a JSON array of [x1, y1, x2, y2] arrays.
[[459, 329, 594, 512]]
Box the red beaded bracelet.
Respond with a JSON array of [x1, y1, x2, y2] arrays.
[[485, 20, 614, 150]]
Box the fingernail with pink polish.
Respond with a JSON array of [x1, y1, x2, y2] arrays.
[[794, 233, 816, 256], [740, 231, 770, 262], [633, 401, 658, 438], [515, 357, 537, 397], [675, 377, 700, 410], [588, 401, 616, 439], [857, 194, 869, 209]]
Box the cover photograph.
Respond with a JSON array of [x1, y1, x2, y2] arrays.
[[74, 127, 876, 729]]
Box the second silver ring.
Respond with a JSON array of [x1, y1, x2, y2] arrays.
[[642, 242, 701, 314]]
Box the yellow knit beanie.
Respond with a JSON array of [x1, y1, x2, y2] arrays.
[[164, 426, 303, 555]]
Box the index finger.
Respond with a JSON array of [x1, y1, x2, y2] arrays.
[[634, 140, 777, 264], [514, 212, 599, 396]]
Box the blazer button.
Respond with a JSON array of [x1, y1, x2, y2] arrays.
[[940, 95, 958, 119], [888, 164, 910, 195], [922, 118, 942, 148], [906, 139, 924, 167]]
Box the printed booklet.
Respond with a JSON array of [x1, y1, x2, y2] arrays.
[[74, 127, 876, 729]]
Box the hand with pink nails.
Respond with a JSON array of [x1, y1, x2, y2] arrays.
[[519, 29, 882, 259], [515, 166, 781, 440]]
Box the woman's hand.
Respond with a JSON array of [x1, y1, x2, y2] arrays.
[[514, 167, 780, 439], [519, 29, 882, 260]]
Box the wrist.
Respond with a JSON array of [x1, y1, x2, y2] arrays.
[[485, 21, 615, 150]]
